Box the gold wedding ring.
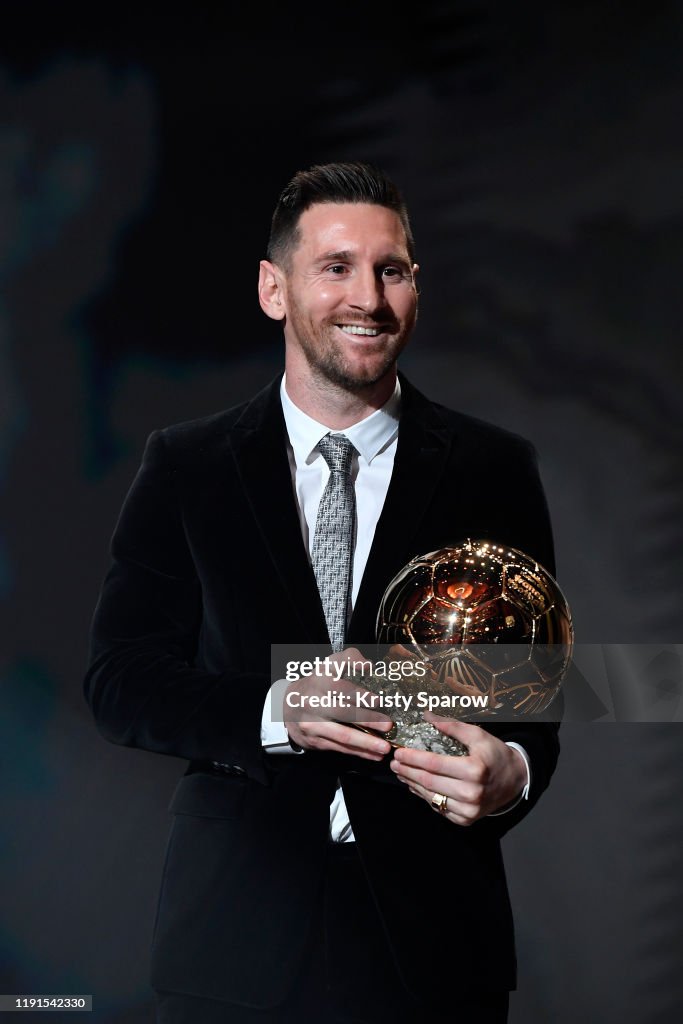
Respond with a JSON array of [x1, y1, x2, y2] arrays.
[[431, 792, 449, 814]]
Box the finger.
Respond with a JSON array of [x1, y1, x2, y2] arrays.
[[320, 739, 389, 761], [328, 706, 394, 730], [442, 804, 480, 826], [297, 734, 389, 760], [393, 745, 486, 784], [398, 779, 482, 825], [391, 760, 484, 804], [354, 717, 394, 732], [390, 761, 452, 795], [305, 720, 392, 758], [289, 697, 392, 731], [422, 712, 484, 745]]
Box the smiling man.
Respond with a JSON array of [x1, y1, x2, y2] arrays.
[[85, 162, 560, 1024], [259, 201, 417, 411]]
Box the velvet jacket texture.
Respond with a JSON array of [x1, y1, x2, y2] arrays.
[[85, 372, 560, 1008]]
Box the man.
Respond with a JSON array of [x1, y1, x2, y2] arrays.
[[85, 162, 559, 1023]]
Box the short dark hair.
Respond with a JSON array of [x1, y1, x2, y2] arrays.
[[267, 161, 415, 270]]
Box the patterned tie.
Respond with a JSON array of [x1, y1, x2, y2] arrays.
[[311, 434, 357, 652]]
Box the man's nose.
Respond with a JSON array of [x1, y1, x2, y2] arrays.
[[346, 267, 385, 313]]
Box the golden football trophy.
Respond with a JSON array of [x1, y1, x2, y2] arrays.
[[349, 539, 573, 756]]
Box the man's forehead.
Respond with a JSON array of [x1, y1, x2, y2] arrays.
[[296, 202, 409, 255]]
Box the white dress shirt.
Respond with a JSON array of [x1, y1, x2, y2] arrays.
[[261, 375, 530, 840]]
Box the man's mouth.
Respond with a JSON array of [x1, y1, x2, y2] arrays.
[[336, 324, 384, 337]]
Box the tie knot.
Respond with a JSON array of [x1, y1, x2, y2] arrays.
[[317, 434, 356, 475]]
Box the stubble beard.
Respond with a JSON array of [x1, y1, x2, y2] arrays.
[[288, 305, 416, 395]]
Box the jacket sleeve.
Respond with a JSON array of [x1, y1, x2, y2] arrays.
[[83, 430, 272, 783], [478, 717, 561, 837]]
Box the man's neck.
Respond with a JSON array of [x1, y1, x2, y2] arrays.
[[283, 367, 398, 430]]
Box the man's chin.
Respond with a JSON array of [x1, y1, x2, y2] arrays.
[[319, 360, 397, 393]]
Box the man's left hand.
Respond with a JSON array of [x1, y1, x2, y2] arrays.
[[389, 712, 527, 825]]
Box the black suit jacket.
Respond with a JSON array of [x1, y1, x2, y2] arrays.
[[85, 372, 560, 1007]]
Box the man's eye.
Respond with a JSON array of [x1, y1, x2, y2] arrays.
[[382, 266, 404, 279], [326, 264, 347, 274]]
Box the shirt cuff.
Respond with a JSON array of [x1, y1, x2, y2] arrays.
[[261, 678, 304, 755], [487, 742, 531, 817]]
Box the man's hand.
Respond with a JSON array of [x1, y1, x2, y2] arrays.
[[284, 648, 393, 761], [389, 712, 527, 824]]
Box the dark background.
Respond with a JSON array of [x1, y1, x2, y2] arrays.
[[1, 3, 682, 1021]]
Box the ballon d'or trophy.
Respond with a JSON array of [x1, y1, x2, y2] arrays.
[[348, 539, 573, 757]]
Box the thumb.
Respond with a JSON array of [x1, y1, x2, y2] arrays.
[[422, 711, 484, 745]]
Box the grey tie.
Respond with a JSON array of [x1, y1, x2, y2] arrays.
[[311, 434, 357, 652]]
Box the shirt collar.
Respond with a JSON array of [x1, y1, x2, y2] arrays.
[[280, 374, 401, 466]]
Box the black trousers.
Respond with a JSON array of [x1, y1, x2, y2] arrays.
[[155, 842, 509, 1023]]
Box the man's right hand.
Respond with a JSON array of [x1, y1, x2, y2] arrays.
[[284, 648, 393, 760]]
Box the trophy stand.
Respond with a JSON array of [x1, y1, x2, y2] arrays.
[[345, 652, 469, 757]]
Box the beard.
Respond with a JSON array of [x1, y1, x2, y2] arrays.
[[286, 300, 416, 394]]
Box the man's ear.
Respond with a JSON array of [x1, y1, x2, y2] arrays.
[[258, 260, 286, 321]]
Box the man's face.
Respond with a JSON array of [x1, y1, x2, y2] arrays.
[[278, 203, 418, 392]]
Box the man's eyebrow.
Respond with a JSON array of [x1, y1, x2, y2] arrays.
[[314, 250, 354, 263], [313, 250, 411, 265]]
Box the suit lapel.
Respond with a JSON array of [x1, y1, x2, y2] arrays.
[[229, 373, 456, 645], [228, 375, 329, 642], [349, 374, 453, 641]]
